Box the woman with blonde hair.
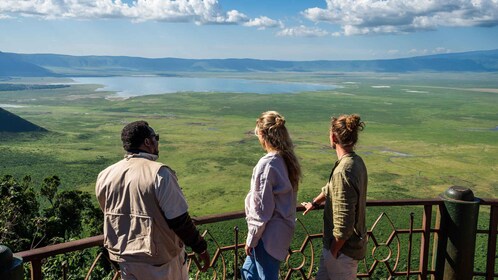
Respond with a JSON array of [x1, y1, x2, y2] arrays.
[[242, 111, 302, 280], [302, 114, 368, 280]]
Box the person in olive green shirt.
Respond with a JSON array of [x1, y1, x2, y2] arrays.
[[302, 114, 368, 280]]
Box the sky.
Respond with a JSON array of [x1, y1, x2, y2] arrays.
[[0, 0, 498, 61]]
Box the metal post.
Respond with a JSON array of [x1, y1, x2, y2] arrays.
[[434, 186, 480, 280], [485, 205, 497, 279], [406, 212, 414, 279], [234, 226, 239, 280], [420, 204, 432, 279]]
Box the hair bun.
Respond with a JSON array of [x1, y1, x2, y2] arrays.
[[275, 116, 286, 127], [346, 114, 364, 131]]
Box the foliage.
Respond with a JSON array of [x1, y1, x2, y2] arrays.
[[0, 83, 69, 91], [41, 176, 59, 205], [0, 72, 496, 278], [0, 175, 39, 251], [0, 175, 106, 279], [0, 73, 496, 216], [41, 247, 115, 280]]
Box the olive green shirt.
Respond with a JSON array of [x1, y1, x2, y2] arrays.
[[321, 152, 368, 260]]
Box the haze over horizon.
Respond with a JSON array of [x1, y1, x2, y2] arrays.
[[1, 0, 498, 61]]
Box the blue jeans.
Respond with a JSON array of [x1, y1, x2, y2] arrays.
[[241, 240, 280, 280]]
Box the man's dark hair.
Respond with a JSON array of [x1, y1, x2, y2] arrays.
[[121, 120, 153, 151]]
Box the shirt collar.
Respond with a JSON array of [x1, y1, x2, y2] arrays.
[[124, 151, 158, 161], [338, 151, 355, 161]]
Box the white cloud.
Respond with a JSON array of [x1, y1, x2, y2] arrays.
[[226, 10, 248, 23], [407, 48, 453, 56], [277, 25, 329, 37], [409, 48, 424, 55], [243, 16, 283, 29], [303, 0, 498, 35], [433, 47, 452, 54], [0, 0, 253, 25]]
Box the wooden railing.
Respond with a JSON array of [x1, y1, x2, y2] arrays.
[[15, 197, 498, 279]]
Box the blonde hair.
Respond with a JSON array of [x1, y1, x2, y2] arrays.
[[330, 114, 365, 148], [255, 111, 302, 190]]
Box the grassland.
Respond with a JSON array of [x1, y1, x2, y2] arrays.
[[0, 72, 496, 217]]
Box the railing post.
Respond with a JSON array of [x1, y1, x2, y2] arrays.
[[434, 186, 480, 280], [485, 205, 497, 279], [234, 226, 239, 280], [420, 204, 432, 279], [31, 259, 43, 280], [406, 212, 414, 279]]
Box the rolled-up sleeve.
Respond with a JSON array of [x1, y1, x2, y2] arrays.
[[321, 183, 329, 197], [332, 171, 358, 240], [155, 167, 189, 219], [245, 163, 276, 247]]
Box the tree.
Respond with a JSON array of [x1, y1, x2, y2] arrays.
[[0, 175, 104, 250], [40, 176, 60, 206], [0, 175, 109, 279], [0, 175, 39, 251]]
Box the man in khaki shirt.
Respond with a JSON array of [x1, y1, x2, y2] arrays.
[[96, 121, 210, 280], [302, 114, 368, 280]]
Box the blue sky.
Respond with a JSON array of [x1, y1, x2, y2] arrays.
[[0, 0, 497, 60]]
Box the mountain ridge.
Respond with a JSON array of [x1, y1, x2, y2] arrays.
[[1, 49, 497, 76], [0, 107, 47, 132], [0, 51, 56, 77]]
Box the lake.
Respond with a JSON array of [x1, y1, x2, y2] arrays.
[[71, 76, 337, 98]]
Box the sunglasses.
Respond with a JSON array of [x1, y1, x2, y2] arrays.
[[151, 134, 160, 141]]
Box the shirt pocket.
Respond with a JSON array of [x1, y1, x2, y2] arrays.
[[104, 212, 154, 256]]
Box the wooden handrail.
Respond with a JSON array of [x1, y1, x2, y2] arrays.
[[13, 197, 498, 280], [16, 199, 446, 261], [16, 235, 103, 262]]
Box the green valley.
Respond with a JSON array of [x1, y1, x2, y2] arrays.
[[0, 72, 496, 216]]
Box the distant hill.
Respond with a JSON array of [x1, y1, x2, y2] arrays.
[[1, 49, 498, 76], [0, 108, 47, 132], [0, 52, 56, 77]]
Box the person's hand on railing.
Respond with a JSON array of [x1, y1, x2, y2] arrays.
[[301, 201, 316, 215], [302, 193, 325, 215], [198, 250, 210, 272]]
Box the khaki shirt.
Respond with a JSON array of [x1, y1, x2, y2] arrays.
[[96, 153, 186, 265], [321, 153, 368, 260]]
